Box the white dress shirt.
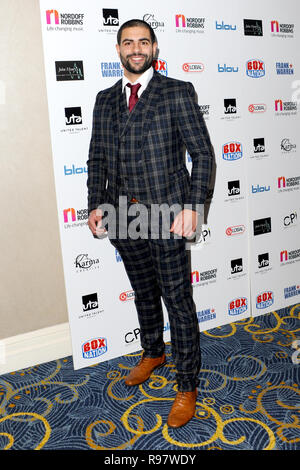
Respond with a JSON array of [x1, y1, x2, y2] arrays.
[[122, 66, 154, 107]]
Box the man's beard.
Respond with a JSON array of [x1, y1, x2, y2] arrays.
[[120, 52, 153, 75]]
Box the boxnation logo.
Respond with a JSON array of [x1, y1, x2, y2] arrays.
[[256, 291, 274, 309], [82, 337, 107, 359], [222, 142, 243, 161], [246, 59, 265, 78], [228, 297, 247, 315], [153, 58, 168, 76]]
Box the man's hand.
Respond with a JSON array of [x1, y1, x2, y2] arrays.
[[88, 208, 107, 237], [170, 209, 198, 238]]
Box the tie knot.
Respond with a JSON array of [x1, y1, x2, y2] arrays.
[[126, 83, 141, 96]]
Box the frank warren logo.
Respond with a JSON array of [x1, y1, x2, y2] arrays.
[[246, 59, 265, 78], [256, 291, 274, 309], [284, 285, 300, 300], [55, 61, 84, 81], [46, 9, 84, 31], [101, 62, 123, 78], [222, 142, 243, 161], [276, 62, 294, 75], [82, 337, 107, 359], [243, 19, 263, 36], [228, 297, 247, 316]]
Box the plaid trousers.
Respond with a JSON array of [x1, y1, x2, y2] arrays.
[[108, 208, 201, 392]]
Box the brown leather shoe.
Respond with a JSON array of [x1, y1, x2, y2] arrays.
[[124, 353, 166, 386], [167, 389, 197, 428]]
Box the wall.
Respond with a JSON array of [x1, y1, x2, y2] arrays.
[[0, 0, 68, 343]]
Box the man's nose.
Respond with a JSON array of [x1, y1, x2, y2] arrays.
[[132, 42, 142, 54]]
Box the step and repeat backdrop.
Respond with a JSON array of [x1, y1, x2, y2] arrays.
[[39, 0, 299, 369]]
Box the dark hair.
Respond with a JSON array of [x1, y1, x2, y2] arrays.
[[117, 19, 157, 45]]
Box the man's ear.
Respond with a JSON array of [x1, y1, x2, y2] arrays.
[[116, 43, 120, 57]]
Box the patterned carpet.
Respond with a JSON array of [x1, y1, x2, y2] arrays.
[[0, 304, 299, 451]]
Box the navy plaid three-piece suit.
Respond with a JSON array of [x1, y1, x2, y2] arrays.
[[87, 70, 213, 391]]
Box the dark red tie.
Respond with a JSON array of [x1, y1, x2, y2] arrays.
[[126, 83, 141, 112]]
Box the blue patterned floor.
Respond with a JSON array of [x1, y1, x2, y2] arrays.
[[0, 304, 299, 450]]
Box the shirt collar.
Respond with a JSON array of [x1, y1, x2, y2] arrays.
[[122, 66, 154, 92]]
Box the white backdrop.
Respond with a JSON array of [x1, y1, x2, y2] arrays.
[[39, 0, 300, 369]]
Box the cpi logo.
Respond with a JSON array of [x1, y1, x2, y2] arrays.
[[222, 142, 243, 161], [82, 337, 107, 359], [256, 291, 274, 309], [119, 290, 135, 301], [152, 58, 168, 76], [228, 297, 248, 315], [246, 59, 265, 78]]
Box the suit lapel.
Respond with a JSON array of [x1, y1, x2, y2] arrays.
[[117, 72, 163, 140]]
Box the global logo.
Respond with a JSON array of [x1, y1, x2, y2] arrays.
[[225, 225, 245, 236], [152, 58, 167, 76], [82, 337, 107, 359], [248, 103, 267, 113], [256, 291, 274, 309], [119, 290, 135, 301], [228, 297, 248, 316], [246, 59, 265, 78], [182, 62, 204, 72], [222, 141, 243, 161]]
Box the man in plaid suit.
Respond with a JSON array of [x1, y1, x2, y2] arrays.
[[87, 19, 213, 428]]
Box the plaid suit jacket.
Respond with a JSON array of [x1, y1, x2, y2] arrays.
[[87, 70, 213, 214]]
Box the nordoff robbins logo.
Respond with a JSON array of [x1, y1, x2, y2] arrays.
[[182, 62, 204, 72]]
